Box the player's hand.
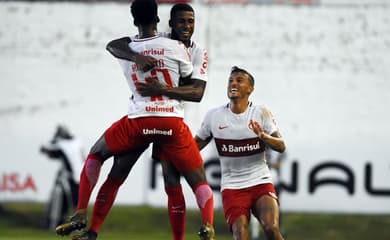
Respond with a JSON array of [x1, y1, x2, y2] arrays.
[[136, 77, 165, 97], [248, 119, 265, 139], [135, 55, 158, 72]]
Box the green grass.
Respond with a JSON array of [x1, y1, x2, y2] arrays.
[[0, 203, 390, 239]]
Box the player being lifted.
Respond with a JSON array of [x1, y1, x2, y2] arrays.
[[106, 3, 211, 239], [55, 1, 214, 240]]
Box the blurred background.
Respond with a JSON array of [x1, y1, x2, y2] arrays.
[[1, 0, 390, 239]]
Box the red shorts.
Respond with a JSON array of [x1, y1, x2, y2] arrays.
[[221, 183, 277, 227], [104, 116, 203, 172]]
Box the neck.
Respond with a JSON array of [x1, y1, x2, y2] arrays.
[[182, 40, 191, 48], [138, 24, 157, 39], [229, 99, 249, 114]]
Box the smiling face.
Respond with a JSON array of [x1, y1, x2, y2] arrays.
[[227, 71, 254, 100], [170, 11, 195, 47]]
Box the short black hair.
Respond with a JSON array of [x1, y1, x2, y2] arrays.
[[170, 3, 194, 20], [131, 0, 159, 26], [231, 66, 255, 86]]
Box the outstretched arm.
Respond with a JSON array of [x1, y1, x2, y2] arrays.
[[136, 78, 206, 102], [106, 37, 157, 72]]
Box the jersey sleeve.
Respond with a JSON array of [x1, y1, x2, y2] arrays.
[[117, 58, 132, 75], [196, 109, 213, 140], [190, 45, 208, 82], [261, 106, 279, 135], [174, 41, 193, 78]]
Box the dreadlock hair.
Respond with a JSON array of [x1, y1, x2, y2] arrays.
[[131, 0, 159, 26]]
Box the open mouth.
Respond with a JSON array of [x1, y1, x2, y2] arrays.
[[180, 31, 191, 38], [230, 88, 238, 93]]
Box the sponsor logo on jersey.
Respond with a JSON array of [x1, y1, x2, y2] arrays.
[[143, 128, 173, 136], [214, 137, 266, 157], [200, 51, 208, 75], [218, 125, 228, 130], [145, 106, 174, 113], [141, 48, 165, 56]]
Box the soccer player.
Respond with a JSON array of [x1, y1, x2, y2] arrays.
[[106, 3, 212, 240], [195, 66, 286, 240], [55, 1, 214, 240]]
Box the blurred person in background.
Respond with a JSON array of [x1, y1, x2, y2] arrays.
[[55, 1, 214, 240], [106, 3, 212, 240], [40, 125, 85, 230], [194, 66, 286, 240]]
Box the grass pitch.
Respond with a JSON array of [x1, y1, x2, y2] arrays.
[[0, 202, 389, 239]]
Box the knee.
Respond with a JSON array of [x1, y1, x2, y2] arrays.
[[164, 174, 181, 188], [194, 183, 213, 208], [232, 220, 249, 239], [89, 137, 110, 159], [262, 222, 281, 238]]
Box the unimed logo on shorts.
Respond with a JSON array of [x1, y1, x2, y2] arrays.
[[145, 106, 174, 112], [143, 128, 173, 136]]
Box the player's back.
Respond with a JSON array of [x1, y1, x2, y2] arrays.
[[118, 35, 193, 119]]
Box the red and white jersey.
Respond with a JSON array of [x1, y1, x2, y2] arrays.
[[188, 40, 208, 82], [118, 35, 193, 118], [132, 32, 208, 82], [196, 102, 279, 191]]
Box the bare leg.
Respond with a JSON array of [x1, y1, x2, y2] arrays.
[[252, 195, 284, 240], [231, 215, 250, 240]]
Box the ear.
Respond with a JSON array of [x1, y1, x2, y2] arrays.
[[168, 19, 172, 27], [133, 20, 139, 27], [248, 85, 254, 95]]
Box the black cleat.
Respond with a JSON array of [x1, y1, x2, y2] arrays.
[[55, 211, 87, 236], [71, 230, 97, 240], [198, 223, 215, 240]]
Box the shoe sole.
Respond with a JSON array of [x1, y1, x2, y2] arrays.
[[55, 221, 87, 236]]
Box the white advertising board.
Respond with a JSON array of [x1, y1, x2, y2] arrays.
[[1, 2, 389, 214]]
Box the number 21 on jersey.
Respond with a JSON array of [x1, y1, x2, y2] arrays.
[[131, 68, 173, 101]]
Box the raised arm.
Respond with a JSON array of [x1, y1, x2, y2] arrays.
[[106, 37, 157, 72], [249, 120, 286, 153]]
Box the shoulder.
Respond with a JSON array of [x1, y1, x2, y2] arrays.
[[190, 41, 207, 54], [206, 104, 228, 116], [158, 32, 171, 39], [255, 105, 278, 127], [252, 103, 270, 112], [149, 37, 187, 54], [161, 38, 187, 49], [250, 103, 272, 118]]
